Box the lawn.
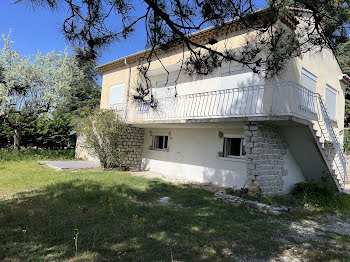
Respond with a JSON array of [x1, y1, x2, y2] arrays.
[[1, 160, 350, 261]]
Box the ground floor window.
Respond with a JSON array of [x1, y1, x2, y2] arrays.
[[152, 135, 169, 150], [223, 135, 245, 157]]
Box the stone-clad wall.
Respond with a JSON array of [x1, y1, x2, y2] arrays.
[[75, 126, 145, 169], [244, 123, 288, 195], [120, 127, 145, 169]]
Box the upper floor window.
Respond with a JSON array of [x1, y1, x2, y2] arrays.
[[223, 135, 245, 158], [325, 84, 337, 120], [301, 68, 317, 92], [109, 83, 126, 108], [300, 68, 317, 111]]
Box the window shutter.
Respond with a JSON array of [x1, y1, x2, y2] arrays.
[[301, 69, 317, 93], [109, 84, 126, 108], [300, 69, 317, 111], [325, 85, 337, 119]]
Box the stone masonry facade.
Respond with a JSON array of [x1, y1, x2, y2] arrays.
[[120, 126, 145, 169], [76, 126, 145, 170], [244, 123, 288, 195]]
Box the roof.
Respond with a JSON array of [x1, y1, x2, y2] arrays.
[[340, 74, 350, 85], [97, 6, 301, 73]]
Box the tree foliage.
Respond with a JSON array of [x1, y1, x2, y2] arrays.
[[336, 39, 350, 126], [60, 48, 101, 118], [0, 31, 84, 149], [17, 0, 350, 105], [0, 111, 75, 149], [76, 109, 131, 169]]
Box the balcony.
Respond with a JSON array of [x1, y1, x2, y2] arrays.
[[110, 80, 347, 188], [114, 81, 320, 124]]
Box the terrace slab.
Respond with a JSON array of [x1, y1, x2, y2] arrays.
[[42, 160, 100, 170]]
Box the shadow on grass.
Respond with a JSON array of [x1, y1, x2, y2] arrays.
[[0, 178, 348, 261]]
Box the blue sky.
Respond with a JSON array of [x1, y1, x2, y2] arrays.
[[0, 1, 267, 67]]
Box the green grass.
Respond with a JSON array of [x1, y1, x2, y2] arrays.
[[1, 161, 350, 261], [0, 148, 75, 162], [0, 161, 285, 261]]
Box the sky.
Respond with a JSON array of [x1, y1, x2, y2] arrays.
[[0, 1, 267, 68]]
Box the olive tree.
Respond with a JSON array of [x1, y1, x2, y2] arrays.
[[0, 31, 84, 150], [76, 109, 131, 169]]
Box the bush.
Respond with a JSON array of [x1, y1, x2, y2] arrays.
[[76, 109, 131, 169], [225, 182, 350, 215], [0, 148, 75, 161], [292, 182, 334, 204], [344, 129, 350, 153], [291, 182, 350, 214]]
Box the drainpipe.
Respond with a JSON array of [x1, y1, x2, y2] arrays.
[[124, 58, 131, 120]]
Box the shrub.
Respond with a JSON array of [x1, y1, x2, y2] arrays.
[[291, 182, 334, 205], [0, 148, 75, 161], [291, 182, 350, 214], [225, 182, 350, 214], [344, 129, 350, 153], [76, 109, 131, 169]]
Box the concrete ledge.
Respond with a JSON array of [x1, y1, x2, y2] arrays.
[[215, 191, 296, 215], [41, 160, 101, 170]]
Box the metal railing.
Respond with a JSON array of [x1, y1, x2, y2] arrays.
[[110, 81, 347, 187], [125, 81, 320, 121], [315, 94, 347, 186]]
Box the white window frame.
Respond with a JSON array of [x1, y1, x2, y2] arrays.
[[151, 135, 169, 151], [222, 134, 245, 158]]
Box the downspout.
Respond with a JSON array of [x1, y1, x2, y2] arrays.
[[124, 58, 131, 120]]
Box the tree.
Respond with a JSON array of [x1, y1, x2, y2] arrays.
[[337, 39, 350, 76], [76, 109, 131, 169], [60, 48, 101, 119], [0, 117, 12, 148], [336, 39, 350, 126], [20, 111, 74, 149], [0, 31, 84, 150], [17, 0, 349, 103]]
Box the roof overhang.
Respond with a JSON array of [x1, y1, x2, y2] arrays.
[[97, 6, 304, 73], [339, 74, 350, 85]]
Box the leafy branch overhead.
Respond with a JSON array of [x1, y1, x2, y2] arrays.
[[18, 0, 349, 104]]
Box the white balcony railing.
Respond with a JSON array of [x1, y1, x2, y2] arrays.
[[110, 81, 347, 187], [123, 81, 319, 122]]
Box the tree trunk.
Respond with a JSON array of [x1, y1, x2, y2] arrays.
[[13, 126, 22, 151]]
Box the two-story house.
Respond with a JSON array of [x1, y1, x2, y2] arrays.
[[80, 7, 350, 195]]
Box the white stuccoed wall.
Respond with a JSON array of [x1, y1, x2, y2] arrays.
[[141, 125, 305, 193], [141, 127, 248, 188], [283, 148, 305, 192]]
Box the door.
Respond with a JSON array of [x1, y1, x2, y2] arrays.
[[219, 66, 264, 116], [153, 80, 177, 119]]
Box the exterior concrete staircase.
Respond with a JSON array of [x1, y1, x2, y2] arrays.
[[310, 124, 345, 190], [308, 94, 348, 191]]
